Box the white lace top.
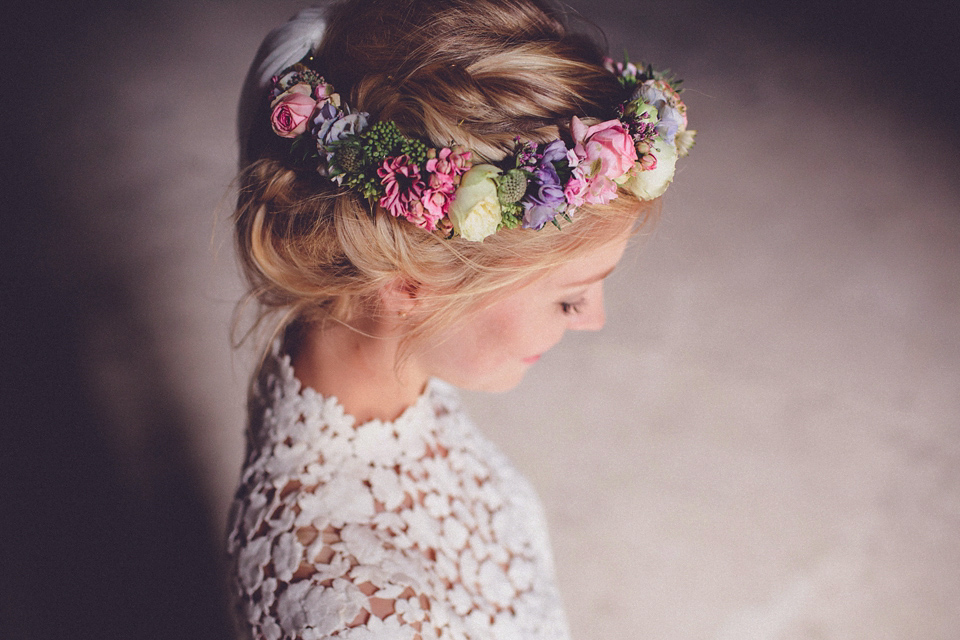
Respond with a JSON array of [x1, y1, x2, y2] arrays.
[[227, 345, 571, 640]]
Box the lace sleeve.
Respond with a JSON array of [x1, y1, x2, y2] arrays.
[[231, 448, 472, 640], [229, 447, 563, 640], [231, 480, 446, 640]]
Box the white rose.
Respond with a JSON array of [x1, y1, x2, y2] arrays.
[[624, 138, 678, 200], [448, 164, 503, 241]]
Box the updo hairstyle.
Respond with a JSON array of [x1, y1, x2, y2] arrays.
[[235, 0, 658, 351]]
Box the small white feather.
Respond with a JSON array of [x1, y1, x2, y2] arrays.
[[252, 6, 329, 91]]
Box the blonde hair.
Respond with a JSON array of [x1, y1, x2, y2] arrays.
[[235, 0, 658, 352]]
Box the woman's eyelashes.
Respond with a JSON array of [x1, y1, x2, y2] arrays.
[[559, 299, 585, 315]]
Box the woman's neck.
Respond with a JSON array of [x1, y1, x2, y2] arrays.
[[289, 321, 428, 424]]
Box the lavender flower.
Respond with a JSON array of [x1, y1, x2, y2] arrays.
[[540, 139, 567, 165], [323, 112, 369, 146], [311, 101, 340, 134], [521, 161, 566, 230], [654, 105, 683, 144], [312, 104, 369, 175]]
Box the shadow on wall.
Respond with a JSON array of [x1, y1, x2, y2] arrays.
[[0, 176, 235, 638], [0, 5, 234, 639]]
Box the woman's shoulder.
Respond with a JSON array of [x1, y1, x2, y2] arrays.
[[229, 490, 446, 639]]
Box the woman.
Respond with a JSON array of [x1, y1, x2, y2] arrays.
[[227, 0, 693, 638]]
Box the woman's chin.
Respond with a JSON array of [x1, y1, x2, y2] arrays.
[[442, 364, 530, 394]]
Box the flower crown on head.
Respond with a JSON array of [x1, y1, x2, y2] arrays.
[[268, 55, 695, 241]]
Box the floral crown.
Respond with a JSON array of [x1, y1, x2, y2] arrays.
[[268, 55, 695, 241]]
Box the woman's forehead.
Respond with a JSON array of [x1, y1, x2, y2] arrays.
[[547, 236, 630, 288]]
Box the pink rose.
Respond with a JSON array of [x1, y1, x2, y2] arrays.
[[270, 92, 317, 138], [568, 116, 638, 206], [582, 176, 619, 205], [313, 81, 334, 101], [570, 116, 637, 181]]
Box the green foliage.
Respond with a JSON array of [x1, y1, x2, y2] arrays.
[[345, 172, 383, 200], [499, 203, 524, 230], [550, 211, 572, 231], [398, 138, 428, 168], [289, 136, 320, 166]]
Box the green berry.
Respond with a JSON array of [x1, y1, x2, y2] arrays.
[[361, 121, 406, 161]]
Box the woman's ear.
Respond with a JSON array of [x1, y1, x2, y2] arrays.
[[379, 277, 420, 318]]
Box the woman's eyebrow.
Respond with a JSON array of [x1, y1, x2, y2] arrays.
[[561, 265, 617, 288]]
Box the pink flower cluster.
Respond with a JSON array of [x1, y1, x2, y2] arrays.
[[270, 82, 336, 138], [603, 57, 639, 78], [377, 147, 471, 231], [564, 116, 638, 209]]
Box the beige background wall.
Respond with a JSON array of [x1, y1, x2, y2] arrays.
[[4, 1, 958, 638]]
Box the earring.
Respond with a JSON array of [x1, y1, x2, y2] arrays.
[[398, 310, 408, 319]]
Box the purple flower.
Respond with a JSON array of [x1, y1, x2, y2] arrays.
[[310, 101, 340, 137], [314, 107, 369, 150], [312, 105, 369, 175], [655, 105, 683, 144], [541, 139, 568, 165], [324, 112, 369, 146], [522, 161, 566, 230]]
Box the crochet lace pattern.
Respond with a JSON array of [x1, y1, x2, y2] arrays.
[[227, 344, 571, 640]]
